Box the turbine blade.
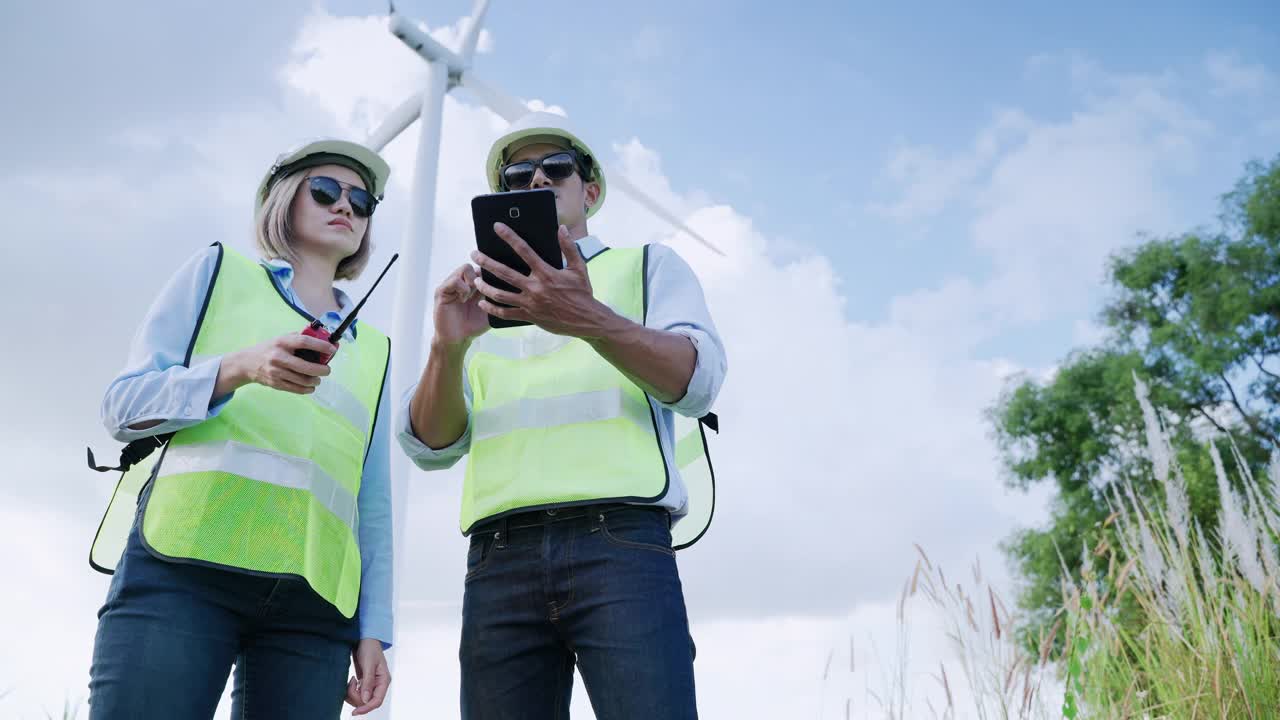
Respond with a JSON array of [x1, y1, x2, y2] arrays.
[[366, 91, 425, 151], [457, 0, 491, 62], [610, 173, 725, 256], [388, 12, 465, 69], [458, 72, 529, 122]]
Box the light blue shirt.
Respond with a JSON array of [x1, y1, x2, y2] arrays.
[[101, 244, 394, 648], [397, 236, 727, 521]]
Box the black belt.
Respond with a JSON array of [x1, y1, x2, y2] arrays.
[[472, 503, 668, 535]]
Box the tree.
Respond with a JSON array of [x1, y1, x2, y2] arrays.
[[990, 155, 1280, 645]]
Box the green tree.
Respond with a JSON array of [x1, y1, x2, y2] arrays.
[[990, 155, 1280, 645]]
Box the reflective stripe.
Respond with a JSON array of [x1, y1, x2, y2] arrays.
[[675, 428, 704, 469], [467, 301, 626, 361], [473, 389, 652, 441], [191, 354, 370, 433], [158, 440, 359, 534], [310, 373, 371, 435], [469, 330, 575, 360]]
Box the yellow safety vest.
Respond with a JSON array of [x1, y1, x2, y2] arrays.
[[462, 245, 717, 548], [90, 244, 389, 618]]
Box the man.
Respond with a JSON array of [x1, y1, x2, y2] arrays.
[[398, 112, 725, 719]]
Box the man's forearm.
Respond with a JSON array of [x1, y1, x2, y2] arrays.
[[586, 314, 696, 404], [409, 340, 471, 450]]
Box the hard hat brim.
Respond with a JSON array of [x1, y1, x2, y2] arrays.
[[257, 139, 391, 210], [486, 119, 607, 218]]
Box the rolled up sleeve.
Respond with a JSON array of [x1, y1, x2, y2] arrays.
[[101, 246, 235, 442], [396, 383, 472, 471], [644, 245, 727, 418]]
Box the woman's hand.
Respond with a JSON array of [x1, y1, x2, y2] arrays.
[[214, 332, 335, 400], [346, 638, 391, 716]]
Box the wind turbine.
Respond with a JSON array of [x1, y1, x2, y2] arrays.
[[365, 2, 722, 715]]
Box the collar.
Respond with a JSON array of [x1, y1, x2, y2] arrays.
[[576, 235, 608, 261], [259, 257, 357, 340]]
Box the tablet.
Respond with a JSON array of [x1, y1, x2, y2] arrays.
[[471, 188, 563, 329]]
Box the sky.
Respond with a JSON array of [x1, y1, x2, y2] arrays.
[[3, 1, 1279, 717]]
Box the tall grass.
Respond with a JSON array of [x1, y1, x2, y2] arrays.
[[843, 373, 1280, 718], [895, 550, 1059, 719], [1058, 374, 1280, 718], [829, 547, 1060, 719]]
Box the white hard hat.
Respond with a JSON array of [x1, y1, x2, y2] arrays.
[[257, 138, 391, 210], [485, 112, 607, 218]]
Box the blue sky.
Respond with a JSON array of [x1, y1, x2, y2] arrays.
[[4, 2, 1280, 716], [390, 0, 1280, 363]]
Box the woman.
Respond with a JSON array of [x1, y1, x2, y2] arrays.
[[89, 139, 395, 719]]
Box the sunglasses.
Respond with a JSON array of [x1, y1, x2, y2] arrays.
[[500, 151, 586, 190], [308, 176, 378, 218]]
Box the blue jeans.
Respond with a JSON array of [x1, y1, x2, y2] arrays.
[[88, 522, 356, 720], [460, 505, 698, 720]]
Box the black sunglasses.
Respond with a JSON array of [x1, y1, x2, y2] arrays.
[[308, 176, 378, 218], [500, 151, 588, 190]]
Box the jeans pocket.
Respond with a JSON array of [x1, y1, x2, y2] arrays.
[[600, 509, 674, 556], [464, 532, 496, 582]]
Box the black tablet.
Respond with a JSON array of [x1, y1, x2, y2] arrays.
[[471, 188, 563, 329]]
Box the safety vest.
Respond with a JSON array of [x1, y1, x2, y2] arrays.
[[89, 244, 389, 618], [462, 244, 717, 548]]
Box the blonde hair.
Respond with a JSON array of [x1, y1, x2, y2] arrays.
[[255, 170, 372, 281]]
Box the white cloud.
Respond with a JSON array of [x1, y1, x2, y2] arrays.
[[970, 87, 1207, 325], [876, 57, 1214, 340], [281, 12, 428, 135], [1026, 52, 1178, 101], [1206, 51, 1273, 98], [279, 9, 495, 138], [870, 109, 1033, 222], [526, 99, 568, 116]]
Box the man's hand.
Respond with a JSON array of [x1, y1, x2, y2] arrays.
[[409, 264, 487, 451], [471, 223, 620, 338], [433, 263, 490, 348], [346, 638, 391, 716]]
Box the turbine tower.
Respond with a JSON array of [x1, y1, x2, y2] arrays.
[[366, 3, 722, 714]]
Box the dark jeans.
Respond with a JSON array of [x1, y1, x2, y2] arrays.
[[460, 504, 698, 720], [88, 521, 356, 720]]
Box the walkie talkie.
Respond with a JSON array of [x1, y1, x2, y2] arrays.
[[295, 253, 399, 364]]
